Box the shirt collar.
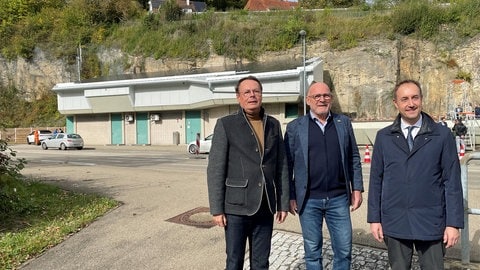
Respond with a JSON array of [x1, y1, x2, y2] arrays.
[[309, 111, 331, 123], [401, 114, 422, 130]]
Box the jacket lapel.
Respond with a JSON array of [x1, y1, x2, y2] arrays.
[[390, 115, 412, 154], [332, 114, 346, 161], [298, 115, 310, 168]]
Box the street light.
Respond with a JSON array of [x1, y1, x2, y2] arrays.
[[299, 30, 307, 115]]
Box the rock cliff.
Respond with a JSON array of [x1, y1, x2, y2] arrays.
[[1, 35, 478, 120]]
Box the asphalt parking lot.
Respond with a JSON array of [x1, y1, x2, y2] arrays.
[[11, 144, 480, 269]]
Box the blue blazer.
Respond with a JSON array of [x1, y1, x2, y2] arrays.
[[284, 112, 364, 214]]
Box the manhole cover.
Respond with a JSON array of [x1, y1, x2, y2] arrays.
[[166, 207, 215, 228]]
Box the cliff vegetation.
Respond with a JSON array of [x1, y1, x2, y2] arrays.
[[0, 0, 480, 127]]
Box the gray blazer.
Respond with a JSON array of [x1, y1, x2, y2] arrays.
[[285, 112, 364, 214], [207, 108, 289, 216]]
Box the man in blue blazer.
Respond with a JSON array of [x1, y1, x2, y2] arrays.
[[285, 82, 364, 270]]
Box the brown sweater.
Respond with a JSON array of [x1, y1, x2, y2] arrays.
[[246, 114, 264, 156]]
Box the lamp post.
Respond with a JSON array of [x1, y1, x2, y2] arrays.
[[299, 30, 307, 115], [77, 44, 82, 82]]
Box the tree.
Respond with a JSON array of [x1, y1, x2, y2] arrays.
[[0, 84, 63, 128], [300, 0, 365, 8], [226, 0, 247, 9], [205, 0, 246, 11], [136, 0, 150, 10], [0, 85, 26, 128], [161, 0, 183, 21]]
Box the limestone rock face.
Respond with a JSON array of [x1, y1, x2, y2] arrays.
[[308, 36, 480, 120], [0, 48, 73, 100], [1, 35, 479, 120]]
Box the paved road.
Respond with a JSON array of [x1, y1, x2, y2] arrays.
[[10, 144, 480, 269]]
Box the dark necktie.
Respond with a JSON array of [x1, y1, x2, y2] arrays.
[[407, 126, 415, 151]]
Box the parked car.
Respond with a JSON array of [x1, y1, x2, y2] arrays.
[[41, 133, 84, 150], [187, 134, 213, 154], [27, 130, 53, 145]]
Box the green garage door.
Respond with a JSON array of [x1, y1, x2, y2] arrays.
[[111, 113, 123, 144], [136, 112, 149, 145], [185, 111, 201, 144], [66, 116, 74, 133]]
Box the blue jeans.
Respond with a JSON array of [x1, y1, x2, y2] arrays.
[[224, 209, 274, 270], [299, 194, 352, 270]]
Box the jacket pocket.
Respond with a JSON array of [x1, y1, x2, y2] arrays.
[[225, 178, 248, 206]]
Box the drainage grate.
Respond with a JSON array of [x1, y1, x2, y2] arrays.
[[166, 207, 215, 228]]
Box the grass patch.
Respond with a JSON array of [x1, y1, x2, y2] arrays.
[[0, 174, 119, 269]]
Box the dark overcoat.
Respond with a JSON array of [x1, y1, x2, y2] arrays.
[[368, 112, 464, 240]]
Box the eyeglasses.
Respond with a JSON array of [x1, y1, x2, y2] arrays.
[[240, 90, 262, 97], [308, 94, 332, 101]]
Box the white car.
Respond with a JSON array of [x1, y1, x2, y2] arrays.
[[27, 130, 53, 145], [41, 133, 84, 150], [187, 134, 213, 154]]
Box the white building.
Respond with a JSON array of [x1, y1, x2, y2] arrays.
[[52, 58, 323, 145]]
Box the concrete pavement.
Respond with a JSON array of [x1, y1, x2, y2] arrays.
[[13, 144, 480, 270]]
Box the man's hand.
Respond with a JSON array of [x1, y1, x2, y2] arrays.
[[370, 223, 384, 243], [289, 200, 298, 215], [350, 190, 363, 212], [213, 214, 227, 227], [444, 226, 460, 248], [276, 211, 288, 224]]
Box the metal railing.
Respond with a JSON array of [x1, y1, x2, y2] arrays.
[[464, 114, 478, 150], [460, 152, 480, 264]]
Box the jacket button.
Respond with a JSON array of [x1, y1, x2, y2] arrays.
[[258, 183, 262, 187]]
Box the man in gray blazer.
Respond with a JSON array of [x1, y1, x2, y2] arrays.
[[207, 76, 289, 270], [285, 82, 363, 270]]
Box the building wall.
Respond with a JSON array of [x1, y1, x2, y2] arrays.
[[264, 103, 288, 133], [150, 111, 184, 144], [66, 102, 295, 146], [76, 114, 111, 145], [202, 103, 292, 141], [203, 106, 229, 138], [124, 117, 137, 145]]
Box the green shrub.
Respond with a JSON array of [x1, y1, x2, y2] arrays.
[[456, 70, 472, 82], [0, 139, 27, 221], [392, 1, 428, 35], [0, 174, 34, 220], [391, 0, 451, 39], [143, 13, 162, 30], [449, 0, 480, 38], [160, 0, 183, 22], [0, 141, 25, 177], [0, 84, 62, 128], [1, 0, 480, 71]]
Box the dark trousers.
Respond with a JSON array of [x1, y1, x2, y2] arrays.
[[224, 205, 274, 270], [384, 236, 446, 270]]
